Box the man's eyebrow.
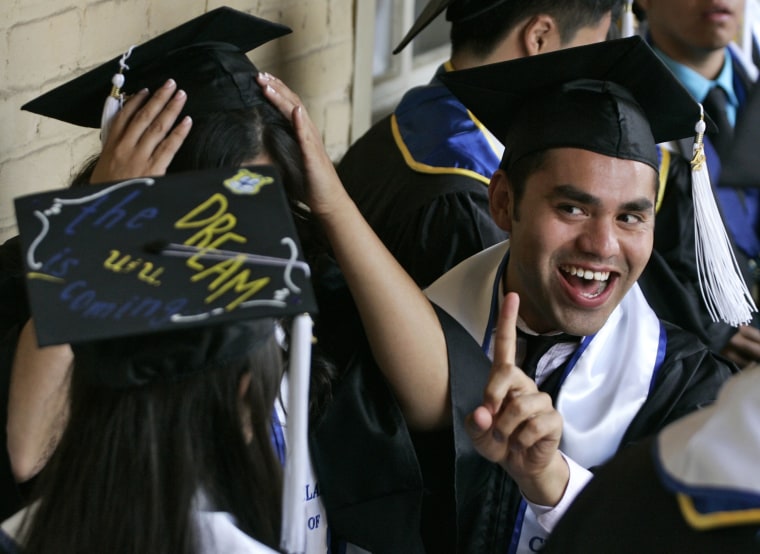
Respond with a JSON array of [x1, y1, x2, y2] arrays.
[[550, 184, 599, 206], [550, 184, 654, 212], [620, 198, 654, 212]]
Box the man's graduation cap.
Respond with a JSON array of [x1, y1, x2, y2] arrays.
[[393, 0, 510, 54], [439, 35, 756, 326], [439, 36, 707, 171], [21, 6, 290, 138]]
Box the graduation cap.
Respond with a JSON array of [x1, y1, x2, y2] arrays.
[[21, 7, 291, 140], [393, 0, 510, 54], [439, 36, 708, 171], [15, 165, 315, 552], [15, 165, 315, 348], [439, 35, 756, 326]]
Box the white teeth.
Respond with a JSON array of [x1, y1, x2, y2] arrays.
[[561, 265, 610, 282]]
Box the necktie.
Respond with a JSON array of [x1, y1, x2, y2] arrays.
[[702, 85, 734, 159], [517, 330, 576, 380]]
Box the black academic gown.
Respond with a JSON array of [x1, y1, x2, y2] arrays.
[[310, 306, 737, 554], [0, 237, 31, 521], [337, 115, 507, 289], [541, 437, 760, 554]]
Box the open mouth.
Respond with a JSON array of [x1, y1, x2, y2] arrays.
[[559, 264, 612, 300], [704, 5, 733, 19]]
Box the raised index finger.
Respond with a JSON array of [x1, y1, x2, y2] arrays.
[[493, 292, 519, 367]]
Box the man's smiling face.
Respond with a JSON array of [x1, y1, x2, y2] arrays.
[[499, 147, 657, 336]]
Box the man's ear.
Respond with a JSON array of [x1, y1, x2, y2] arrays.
[[521, 14, 562, 55], [488, 169, 514, 232]]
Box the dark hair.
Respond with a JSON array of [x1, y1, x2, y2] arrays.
[[21, 323, 284, 554], [450, 0, 621, 58], [165, 101, 336, 418], [503, 150, 549, 221]]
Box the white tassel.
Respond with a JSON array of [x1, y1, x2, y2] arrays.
[[691, 105, 757, 326], [280, 314, 312, 554], [100, 46, 135, 145], [621, 0, 635, 38]]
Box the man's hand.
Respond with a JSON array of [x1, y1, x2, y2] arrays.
[[90, 79, 192, 184], [466, 292, 568, 506], [722, 325, 760, 368]]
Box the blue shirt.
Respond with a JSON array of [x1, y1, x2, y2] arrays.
[[653, 46, 739, 125], [653, 45, 760, 260]]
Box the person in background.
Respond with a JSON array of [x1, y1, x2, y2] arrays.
[[337, 0, 617, 288], [636, 0, 760, 366]]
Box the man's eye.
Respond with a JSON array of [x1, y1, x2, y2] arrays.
[[558, 205, 583, 215], [619, 213, 643, 224]]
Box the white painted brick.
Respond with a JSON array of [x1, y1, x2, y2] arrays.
[[81, 0, 151, 63], [8, 9, 81, 88]]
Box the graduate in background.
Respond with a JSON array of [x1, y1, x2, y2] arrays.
[[636, 0, 760, 367], [337, 0, 617, 288]]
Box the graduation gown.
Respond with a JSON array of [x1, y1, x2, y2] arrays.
[[310, 243, 737, 554], [336, 64, 507, 288]]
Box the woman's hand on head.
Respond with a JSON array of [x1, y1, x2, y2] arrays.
[[90, 79, 192, 184], [257, 72, 351, 220]]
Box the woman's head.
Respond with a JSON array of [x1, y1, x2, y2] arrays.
[[22, 320, 285, 554]]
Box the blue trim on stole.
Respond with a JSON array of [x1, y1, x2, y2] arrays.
[[271, 410, 286, 466], [0, 528, 20, 554], [395, 66, 501, 179]]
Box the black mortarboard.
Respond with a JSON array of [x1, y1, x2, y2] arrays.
[[14, 165, 316, 349], [21, 7, 291, 129], [438, 36, 709, 172], [440, 36, 757, 326], [393, 0, 510, 54]]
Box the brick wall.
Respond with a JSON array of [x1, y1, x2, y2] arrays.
[[0, 0, 354, 242]]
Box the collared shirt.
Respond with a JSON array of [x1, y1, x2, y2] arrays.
[[653, 45, 739, 125]]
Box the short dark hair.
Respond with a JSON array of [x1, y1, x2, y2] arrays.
[[503, 150, 548, 221], [450, 0, 621, 58]]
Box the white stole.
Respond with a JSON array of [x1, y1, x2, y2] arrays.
[[426, 240, 664, 552]]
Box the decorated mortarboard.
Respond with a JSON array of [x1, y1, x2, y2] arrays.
[[15, 165, 316, 553], [15, 165, 315, 347], [439, 35, 756, 326], [393, 0, 510, 54], [21, 6, 291, 141]]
